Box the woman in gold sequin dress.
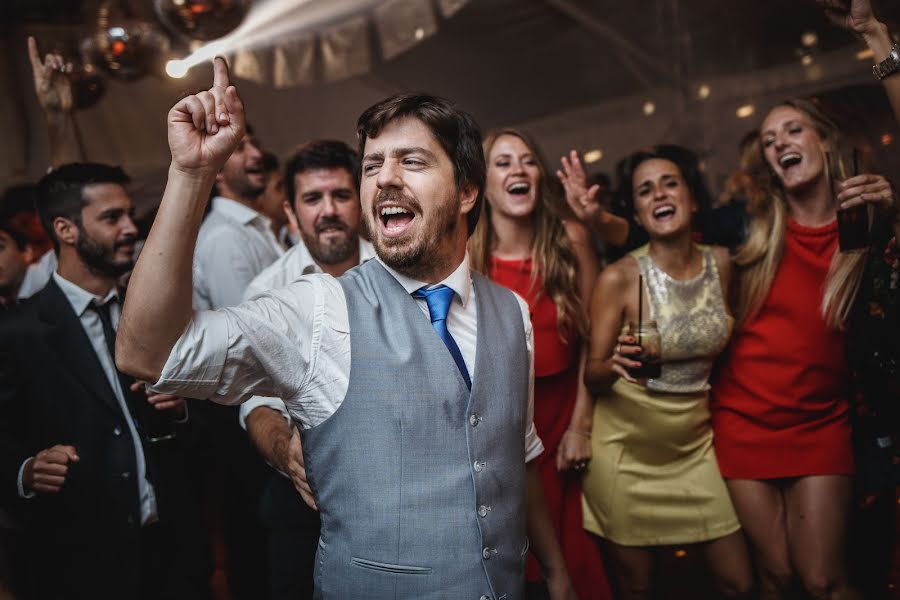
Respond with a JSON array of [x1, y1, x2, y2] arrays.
[[580, 146, 753, 598]]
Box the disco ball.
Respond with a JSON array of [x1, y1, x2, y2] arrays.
[[68, 64, 107, 109], [154, 0, 251, 42], [81, 21, 171, 81]]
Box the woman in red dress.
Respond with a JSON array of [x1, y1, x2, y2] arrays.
[[712, 98, 897, 598], [469, 128, 614, 599]]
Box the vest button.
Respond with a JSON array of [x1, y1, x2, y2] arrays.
[[112, 426, 122, 436], [480, 596, 491, 600], [473, 461, 485, 473], [477, 505, 490, 517], [469, 414, 481, 426], [482, 547, 494, 560]]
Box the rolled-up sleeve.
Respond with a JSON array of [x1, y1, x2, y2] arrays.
[[151, 277, 325, 406]]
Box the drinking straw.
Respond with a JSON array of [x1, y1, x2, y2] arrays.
[[852, 147, 859, 177], [637, 273, 643, 347]]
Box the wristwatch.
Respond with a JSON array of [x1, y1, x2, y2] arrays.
[[873, 43, 900, 81]]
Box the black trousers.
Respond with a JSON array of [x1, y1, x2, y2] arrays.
[[259, 471, 321, 600]]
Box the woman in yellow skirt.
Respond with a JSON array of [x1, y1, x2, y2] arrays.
[[578, 145, 753, 598]]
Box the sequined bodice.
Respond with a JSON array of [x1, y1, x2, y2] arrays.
[[634, 245, 733, 393]]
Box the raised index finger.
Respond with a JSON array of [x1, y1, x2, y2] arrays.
[[27, 36, 43, 72], [212, 56, 230, 90]]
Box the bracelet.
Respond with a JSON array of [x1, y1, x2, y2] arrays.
[[566, 427, 592, 439], [873, 42, 900, 81]]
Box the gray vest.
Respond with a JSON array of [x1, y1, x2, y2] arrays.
[[302, 259, 530, 600]]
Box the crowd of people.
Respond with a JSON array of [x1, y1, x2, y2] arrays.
[[0, 0, 899, 599]]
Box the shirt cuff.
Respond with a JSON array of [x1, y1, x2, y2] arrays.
[[524, 422, 544, 463], [148, 310, 228, 399], [238, 397, 291, 430], [17, 458, 36, 499]]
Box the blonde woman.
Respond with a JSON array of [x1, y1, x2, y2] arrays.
[[712, 98, 899, 599], [469, 129, 613, 599]]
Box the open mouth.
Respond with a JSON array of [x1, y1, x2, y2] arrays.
[[778, 152, 802, 170], [379, 205, 415, 237], [506, 182, 531, 196], [652, 204, 676, 220]]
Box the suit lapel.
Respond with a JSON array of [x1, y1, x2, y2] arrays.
[[39, 279, 123, 416]]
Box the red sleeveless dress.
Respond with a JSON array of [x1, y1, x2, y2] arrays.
[[712, 219, 854, 478], [490, 257, 612, 599]]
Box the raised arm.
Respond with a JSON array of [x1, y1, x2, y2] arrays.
[[557, 150, 629, 247], [818, 0, 900, 123], [27, 37, 81, 167], [117, 57, 244, 382]]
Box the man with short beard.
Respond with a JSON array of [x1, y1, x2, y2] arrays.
[[0, 163, 210, 599], [119, 60, 575, 599], [238, 140, 375, 600]]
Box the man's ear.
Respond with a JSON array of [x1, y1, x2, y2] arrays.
[[53, 216, 78, 248], [23, 243, 35, 265], [459, 184, 479, 218]]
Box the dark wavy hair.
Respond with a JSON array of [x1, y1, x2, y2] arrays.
[[356, 92, 485, 235], [283, 140, 361, 204], [619, 144, 713, 221]]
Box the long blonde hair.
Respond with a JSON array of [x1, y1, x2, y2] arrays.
[[468, 128, 587, 341], [733, 98, 868, 329]]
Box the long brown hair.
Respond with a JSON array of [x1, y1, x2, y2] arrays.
[[733, 98, 868, 329], [468, 128, 587, 341]]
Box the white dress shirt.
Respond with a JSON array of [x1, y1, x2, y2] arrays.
[[154, 255, 543, 462], [17, 249, 57, 300], [238, 238, 377, 428], [193, 196, 285, 310], [19, 273, 158, 525]]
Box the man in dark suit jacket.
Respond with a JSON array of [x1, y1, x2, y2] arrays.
[[0, 164, 211, 600]]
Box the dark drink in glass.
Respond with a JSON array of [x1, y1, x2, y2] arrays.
[[625, 320, 662, 382], [836, 205, 868, 251]]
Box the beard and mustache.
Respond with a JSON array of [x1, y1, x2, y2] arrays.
[[76, 222, 135, 278], [367, 188, 460, 279], [301, 215, 357, 266]]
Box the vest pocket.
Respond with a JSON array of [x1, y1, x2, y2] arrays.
[[349, 557, 432, 575]]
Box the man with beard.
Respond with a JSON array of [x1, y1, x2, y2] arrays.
[[118, 59, 574, 599], [238, 140, 375, 600], [0, 163, 210, 599]]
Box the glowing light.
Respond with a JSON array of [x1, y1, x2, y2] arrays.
[[696, 84, 710, 100], [583, 149, 603, 163], [801, 54, 814, 67], [642, 101, 656, 116], [414, 27, 425, 40], [736, 104, 755, 119], [109, 26, 126, 37], [166, 59, 190, 78], [801, 32, 818, 47], [883, 133, 894, 146], [674, 549, 687, 558], [857, 48, 875, 61]]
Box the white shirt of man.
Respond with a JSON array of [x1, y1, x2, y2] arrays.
[[193, 196, 285, 310], [153, 255, 543, 462], [238, 237, 377, 428], [18, 272, 158, 525]]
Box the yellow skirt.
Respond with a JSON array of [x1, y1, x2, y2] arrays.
[[582, 379, 740, 546]]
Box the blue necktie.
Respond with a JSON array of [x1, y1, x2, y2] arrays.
[[412, 285, 472, 390]]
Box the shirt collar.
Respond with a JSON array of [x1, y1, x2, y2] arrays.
[[212, 196, 269, 228], [378, 253, 472, 308], [52, 271, 119, 317]]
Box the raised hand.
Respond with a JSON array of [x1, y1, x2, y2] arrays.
[[816, 0, 878, 34], [837, 174, 897, 212], [27, 36, 73, 114], [168, 56, 245, 177], [557, 150, 603, 225]]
